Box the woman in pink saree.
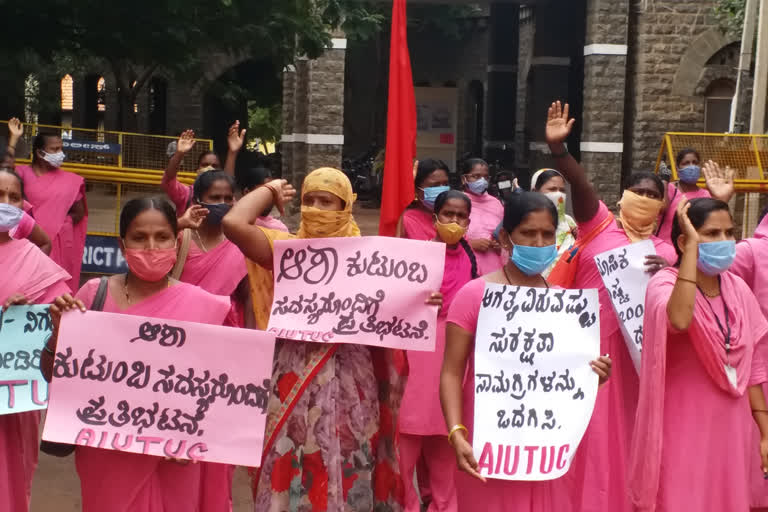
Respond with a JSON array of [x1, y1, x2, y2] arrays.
[[440, 191, 611, 511], [461, 158, 505, 275], [399, 190, 478, 512], [730, 208, 768, 508], [43, 198, 232, 512], [16, 133, 87, 291], [0, 169, 71, 512], [224, 168, 440, 511], [629, 197, 768, 511], [174, 171, 248, 328], [544, 102, 678, 511], [398, 159, 451, 241]]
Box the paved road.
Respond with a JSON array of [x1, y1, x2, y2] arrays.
[[30, 205, 382, 511]]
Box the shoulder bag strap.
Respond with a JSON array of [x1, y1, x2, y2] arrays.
[[91, 276, 109, 311], [170, 229, 192, 280]]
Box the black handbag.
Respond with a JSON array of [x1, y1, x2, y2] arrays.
[[39, 276, 108, 457]]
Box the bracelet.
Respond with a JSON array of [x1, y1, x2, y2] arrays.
[[752, 409, 768, 414], [677, 276, 697, 285], [447, 424, 468, 444]]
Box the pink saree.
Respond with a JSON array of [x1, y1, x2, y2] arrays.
[[179, 238, 248, 328], [402, 208, 436, 241], [16, 165, 87, 291], [466, 191, 506, 275], [72, 278, 231, 512], [629, 268, 768, 511], [0, 238, 70, 512]]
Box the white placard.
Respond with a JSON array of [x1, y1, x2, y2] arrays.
[[473, 284, 601, 481], [593, 240, 655, 373]]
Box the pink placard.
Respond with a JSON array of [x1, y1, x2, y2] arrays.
[[267, 236, 445, 351], [42, 311, 276, 467]]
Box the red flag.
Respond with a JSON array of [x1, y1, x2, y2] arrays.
[[378, 0, 416, 236]]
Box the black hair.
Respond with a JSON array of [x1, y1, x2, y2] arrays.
[[502, 191, 558, 233], [461, 158, 488, 175], [0, 168, 24, 198], [414, 158, 450, 188], [670, 197, 731, 266], [759, 203, 768, 226], [192, 169, 235, 202], [532, 170, 563, 191], [197, 151, 219, 167], [626, 171, 665, 198], [675, 148, 700, 167], [236, 166, 271, 193], [32, 132, 61, 163], [119, 197, 178, 238], [434, 189, 478, 279]]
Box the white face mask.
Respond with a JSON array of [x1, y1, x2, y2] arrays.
[[0, 203, 23, 232], [42, 151, 66, 168], [544, 191, 566, 209]]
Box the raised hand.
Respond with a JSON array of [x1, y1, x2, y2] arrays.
[[176, 130, 196, 155], [7, 117, 23, 141], [178, 204, 208, 230], [227, 121, 246, 153], [702, 160, 735, 202], [264, 179, 297, 216], [676, 199, 699, 246], [545, 101, 576, 145]]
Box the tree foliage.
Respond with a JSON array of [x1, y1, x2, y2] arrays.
[[713, 0, 747, 37]]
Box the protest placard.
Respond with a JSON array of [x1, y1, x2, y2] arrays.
[[0, 305, 51, 415], [267, 236, 445, 351], [594, 239, 654, 373], [473, 284, 600, 481], [43, 311, 276, 466]]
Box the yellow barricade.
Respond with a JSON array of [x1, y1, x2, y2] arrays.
[[655, 132, 768, 192], [1, 121, 213, 237]]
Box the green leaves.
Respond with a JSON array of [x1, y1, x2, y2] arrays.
[[713, 0, 747, 36]]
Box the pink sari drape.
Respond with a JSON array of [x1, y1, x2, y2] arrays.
[[402, 208, 435, 241], [179, 238, 248, 327], [72, 278, 231, 512], [16, 165, 88, 291], [466, 191, 506, 275], [656, 183, 710, 245], [629, 268, 768, 511], [0, 238, 70, 512]]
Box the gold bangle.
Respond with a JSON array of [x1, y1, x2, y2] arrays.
[[677, 276, 697, 285], [447, 424, 468, 444]]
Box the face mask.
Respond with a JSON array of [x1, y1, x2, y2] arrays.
[[697, 240, 735, 276], [42, 151, 65, 168], [200, 202, 232, 225], [544, 191, 567, 218], [0, 203, 23, 232], [123, 247, 177, 282], [197, 165, 215, 175], [466, 178, 488, 195], [299, 206, 356, 238], [617, 189, 663, 243], [678, 165, 701, 184], [434, 218, 467, 245], [511, 244, 558, 276], [420, 185, 450, 209]]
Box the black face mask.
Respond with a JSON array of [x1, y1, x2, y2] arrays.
[[200, 202, 232, 225]]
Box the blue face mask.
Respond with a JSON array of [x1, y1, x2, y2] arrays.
[[697, 240, 735, 276], [466, 178, 488, 196], [678, 165, 701, 184], [420, 185, 450, 209], [0, 203, 23, 232], [200, 202, 232, 225], [511, 244, 558, 276]]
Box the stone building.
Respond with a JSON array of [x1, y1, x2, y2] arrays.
[[24, 0, 744, 208]]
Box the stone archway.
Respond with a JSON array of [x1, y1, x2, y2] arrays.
[[671, 28, 740, 98]]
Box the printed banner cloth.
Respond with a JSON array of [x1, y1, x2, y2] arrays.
[[43, 311, 276, 466], [268, 236, 445, 351], [473, 284, 601, 481]]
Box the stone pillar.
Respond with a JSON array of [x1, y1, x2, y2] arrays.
[[280, 35, 346, 217], [579, 0, 630, 207], [484, 3, 519, 167]]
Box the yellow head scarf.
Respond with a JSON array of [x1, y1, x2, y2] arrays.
[[296, 167, 361, 238]]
